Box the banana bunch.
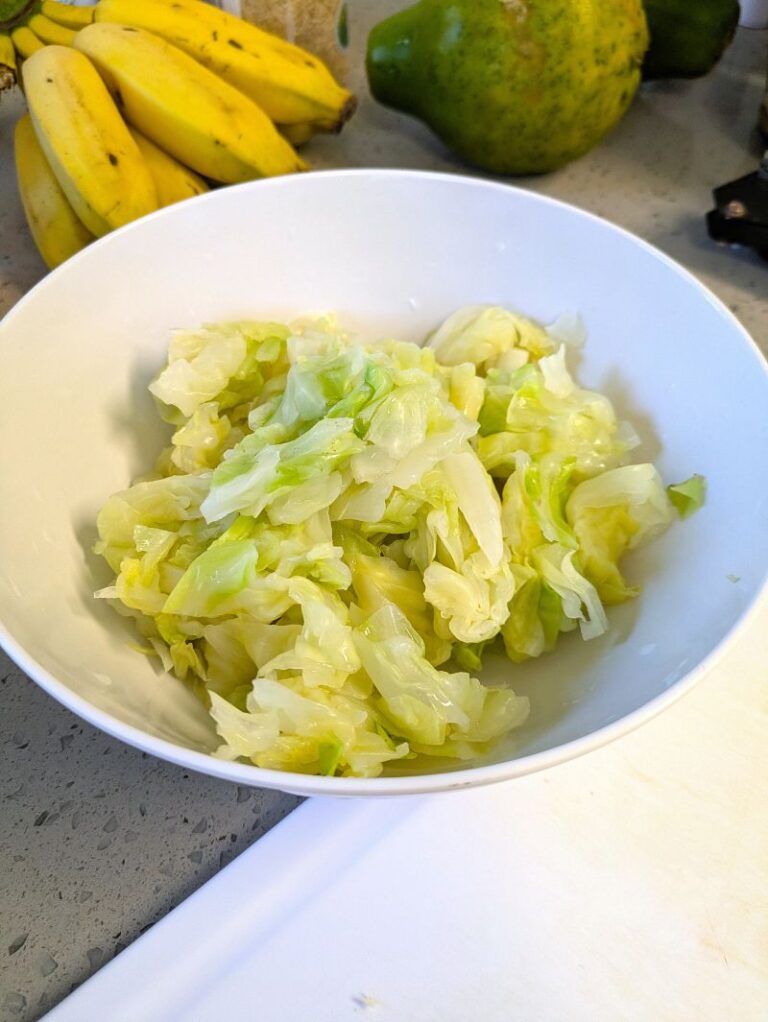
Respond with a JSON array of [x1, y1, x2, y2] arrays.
[[1, 0, 356, 269]]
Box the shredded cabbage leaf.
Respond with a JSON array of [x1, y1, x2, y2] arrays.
[[94, 306, 701, 777]]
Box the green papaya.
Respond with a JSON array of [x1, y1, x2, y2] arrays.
[[366, 0, 648, 176], [642, 0, 741, 79]]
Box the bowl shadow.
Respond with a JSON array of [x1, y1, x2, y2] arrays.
[[72, 351, 171, 663]]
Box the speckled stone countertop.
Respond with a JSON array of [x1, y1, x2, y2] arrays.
[[1, 15, 767, 1022]]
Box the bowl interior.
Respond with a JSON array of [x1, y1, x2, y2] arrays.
[[1, 170, 767, 793]]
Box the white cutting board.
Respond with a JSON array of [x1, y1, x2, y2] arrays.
[[44, 603, 768, 1022]]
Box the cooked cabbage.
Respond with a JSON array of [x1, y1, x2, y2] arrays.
[[94, 306, 701, 777]]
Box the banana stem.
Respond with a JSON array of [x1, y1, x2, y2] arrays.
[[0, 30, 16, 89]]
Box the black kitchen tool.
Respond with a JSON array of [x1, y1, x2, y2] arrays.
[[707, 152, 768, 259]]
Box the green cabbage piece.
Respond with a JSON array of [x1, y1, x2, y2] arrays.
[[667, 474, 707, 519], [354, 604, 529, 751], [426, 304, 555, 370], [94, 309, 699, 777], [566, 464, 675, 604], [149, 321, 290, 420], [476, 350, 639, 480]]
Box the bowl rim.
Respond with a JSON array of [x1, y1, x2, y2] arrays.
[[2, 167, 768, 797]]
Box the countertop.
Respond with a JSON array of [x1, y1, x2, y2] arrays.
[[1, 15, 767, 1022], [39, 604, 768, 1022]]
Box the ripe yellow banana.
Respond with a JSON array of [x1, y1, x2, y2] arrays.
[[11, 26, 44, 61], [74, 23, 306, 183], [94, 0, 356, 131], [278, 122, 317, 148], [0, 32, 17, 91], [25, 13, 77, 46], [41, 0, 95, 29], [127, 126, 209, 208], [22, 45, 158, 236], [14, 113, 95, 269]]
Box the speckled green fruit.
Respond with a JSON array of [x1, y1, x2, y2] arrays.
[[366, 0, 649, 175]]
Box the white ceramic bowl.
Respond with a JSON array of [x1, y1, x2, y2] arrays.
[[2, 170, 767, 796]]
